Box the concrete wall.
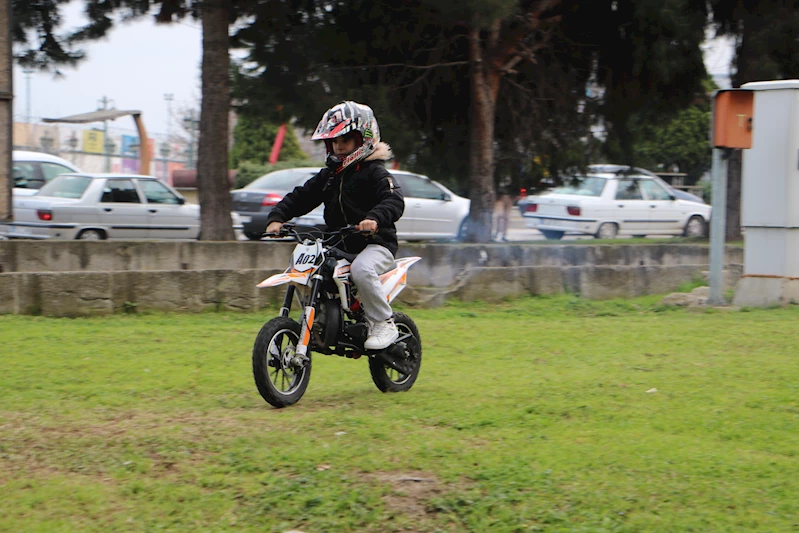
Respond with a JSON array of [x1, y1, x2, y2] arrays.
[[0, 241, 744, 316]]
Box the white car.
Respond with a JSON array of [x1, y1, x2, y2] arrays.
[[521, 168, 711, 240], [12, 150, 81, 196], [393, 171, 471, 240], [231, 168, 471, 241], [0, 173, 242, 240]]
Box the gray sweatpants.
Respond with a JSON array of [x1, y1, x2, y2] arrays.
[[350, 244, 395, 323]]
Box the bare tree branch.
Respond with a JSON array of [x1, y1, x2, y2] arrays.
[[331, 61, 468, 71]]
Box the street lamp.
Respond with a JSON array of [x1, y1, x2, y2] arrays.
[[160, 142, 171, 182], [23, 69, 34, 147], [183, 110, 200, 170], [40, 132, 55, 153], [164, 93, 174, 142], [66, 133, 79, 163], [98, 96, 116, 172], [66, 133, 78, 151], [104, 137, 116, 172]]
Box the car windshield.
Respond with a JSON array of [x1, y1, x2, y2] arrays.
[[245, 169, 317, 190], [36, 175, 92, 199], [551, 176, 606, 197]]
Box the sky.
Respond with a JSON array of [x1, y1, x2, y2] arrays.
[[12, 2, 736, 142], [13, 1, 204, 140]]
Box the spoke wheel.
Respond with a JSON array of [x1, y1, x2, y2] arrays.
[[368, 312, 422, 393], [252, 317, 311, 408]]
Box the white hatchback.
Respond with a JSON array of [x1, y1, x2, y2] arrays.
[[0, 173, 242, 240], [521, 170, 711, 240], [12, 150, 81, 196]]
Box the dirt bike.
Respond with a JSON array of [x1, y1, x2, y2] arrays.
[[252, 223, 423, 408]]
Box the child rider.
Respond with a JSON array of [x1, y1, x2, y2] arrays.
[[264, 101, 405, 350]]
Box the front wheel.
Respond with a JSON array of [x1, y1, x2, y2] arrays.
[[456, 217, 470, 241], [244, 231, 263, 241], [252, 316, 311, 408], [369, 312, 422, 393], [683, 215, 707, 237]]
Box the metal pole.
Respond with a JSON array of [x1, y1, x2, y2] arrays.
[[708, 148, 729, 305], [23, 68, 32, 147], [164, 93, 173, 142], [188, 110, 196, 170], [98, 95, 114, 172]]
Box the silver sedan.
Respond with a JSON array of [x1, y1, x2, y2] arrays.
[[0, 173, 241, 240]]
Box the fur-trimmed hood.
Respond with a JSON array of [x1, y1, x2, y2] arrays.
[[365, 142, 393, 162]]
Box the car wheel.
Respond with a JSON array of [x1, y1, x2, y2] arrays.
[[632, 234, 646, 239], [683, 215, 706, 237], [456, 217, 470, 241], [244, 231, 263, 241], [539, 229, 564, 240], [595, 223, 618, 240], [77, 229, 105, 241]]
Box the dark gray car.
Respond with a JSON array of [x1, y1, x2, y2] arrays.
[[230, 168, 323, 240]]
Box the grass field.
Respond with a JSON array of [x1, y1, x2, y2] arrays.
[[2, 295, 798, 532]]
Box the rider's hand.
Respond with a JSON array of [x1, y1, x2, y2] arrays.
[[265, 221, 284, 236], [357, 219, 378, 234]]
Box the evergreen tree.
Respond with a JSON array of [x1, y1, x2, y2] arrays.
[[230, 115, 306, 168]]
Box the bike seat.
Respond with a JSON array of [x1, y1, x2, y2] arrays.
[[329, 248, 358, 262]]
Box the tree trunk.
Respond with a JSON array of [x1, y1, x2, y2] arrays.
[[0, 0, 11, 222], [465, 28, 499, 243], [197, 0, 234, 241]]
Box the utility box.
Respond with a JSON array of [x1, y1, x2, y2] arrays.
[[713, 90, 754, 149], [733, 80, 799, 307]]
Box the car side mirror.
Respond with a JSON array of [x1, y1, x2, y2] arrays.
[[669, 194, 676, 201], [177, 196, 186, 205], [441, 192, 451, 201]]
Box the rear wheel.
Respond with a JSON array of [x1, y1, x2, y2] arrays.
[[595, 223, 618, 240], [77, 229, 105, 240], [539, 229, 564, 240], [252, 316, 311, 408], [683, 215, 706, 237], [369, 312, 422, 392]]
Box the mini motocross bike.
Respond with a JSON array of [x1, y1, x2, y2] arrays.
[[252, 223, 423, 408]]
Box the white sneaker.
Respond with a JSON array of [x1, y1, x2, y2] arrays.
[[364, 318, 399, 350]]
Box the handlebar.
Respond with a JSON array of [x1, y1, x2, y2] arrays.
[[262, 223, 373, 243]]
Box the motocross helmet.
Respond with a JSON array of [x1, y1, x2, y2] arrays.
[[312, 101, 380, 171]]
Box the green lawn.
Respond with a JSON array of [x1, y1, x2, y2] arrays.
[[2, 296, 798, 532]]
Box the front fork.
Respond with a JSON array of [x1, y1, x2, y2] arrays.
[[294, 275, 324, 360], [280, 285, 295, 318]]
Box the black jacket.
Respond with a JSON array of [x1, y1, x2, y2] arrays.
[[265, 147, 404, 256]]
